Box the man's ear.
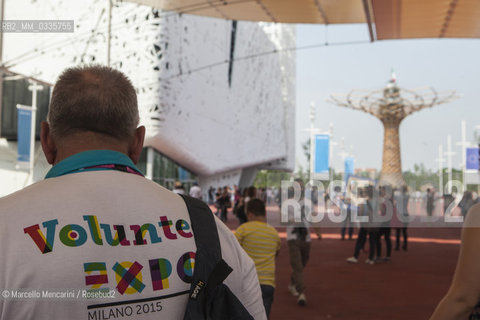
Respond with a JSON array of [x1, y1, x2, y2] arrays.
[[128, 125, 145, 164], [40, 121, 57, 165]]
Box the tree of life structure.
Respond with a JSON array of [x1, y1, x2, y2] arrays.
[[329, 74, 458, 188]]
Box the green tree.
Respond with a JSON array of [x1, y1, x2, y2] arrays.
[[402, 164, 465, 191], [302, 138, 310, 164], [403, 163, 437, 190], [253, 170, 292, 189], [295, 164, 308, 183]]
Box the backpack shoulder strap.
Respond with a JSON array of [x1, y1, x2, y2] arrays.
[[180, 194, 222, 261], [180, 195, 234, 319]]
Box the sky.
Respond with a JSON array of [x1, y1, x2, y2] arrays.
[[295, 24, 480, 174]]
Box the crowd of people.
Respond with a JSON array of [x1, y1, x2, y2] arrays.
[[231, 180, 322, 315], [417, 187, 480, 218], [169, 178, 480, 316], [156, 175, 480, 318], [171, 181, 321, 314], [345, 185, 410, 264]]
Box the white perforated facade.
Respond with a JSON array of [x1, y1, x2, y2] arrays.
[[1, 0, 295, 193]]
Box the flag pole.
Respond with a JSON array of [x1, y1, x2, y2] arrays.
[[27, 81, 43, 185]]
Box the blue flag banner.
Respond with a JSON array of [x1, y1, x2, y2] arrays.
[[17, 107, 32, 163], [314, 134, 330, 174], [466, 147, 479, 170], [344, 157, 355, 181]]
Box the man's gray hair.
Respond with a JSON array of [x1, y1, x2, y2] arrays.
[[47, 65, 139, 140]]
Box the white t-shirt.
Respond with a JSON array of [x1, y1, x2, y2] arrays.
[[0, 171, 266, 320], [285, 199, 311, 242], [286, 224, 312, 242], [173, 188, 185, 195]]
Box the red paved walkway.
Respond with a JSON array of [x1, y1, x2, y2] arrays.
[[220, 207, 462, 320]]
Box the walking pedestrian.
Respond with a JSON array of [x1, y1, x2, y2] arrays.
[[346, 185, 379, 265], [286, 179, 321, 305], [394, 186, 409, 251], [235, 199, 280, 319], [377, 186, 393, 262], [426, 188, 435, 216]]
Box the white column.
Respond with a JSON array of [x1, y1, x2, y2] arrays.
[[329, 123, 333, 184], [337, 137, 348, 181], [445, 135, 455, 193], [435, 144, 445, 196], [456, 120, 469, 189], [328, 122, 337, 184], [27, 81, 43, 185], [146, 147, 154, 180], [309, 102, 315, 182]]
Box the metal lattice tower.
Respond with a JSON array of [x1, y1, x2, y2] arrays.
[[328, 73, 459, 188]]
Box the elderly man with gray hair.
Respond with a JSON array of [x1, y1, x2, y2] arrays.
[[0, 65, 266, 320]]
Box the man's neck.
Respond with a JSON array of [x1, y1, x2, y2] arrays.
[[54, 146, 128, 165], [54, 133, 129, 165], [248, 216, 266, 223]]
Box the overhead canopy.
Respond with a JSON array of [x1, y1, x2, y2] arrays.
[[129, 0, 368, 24], [129, 0, 480, 40], [372, 0, 480, 39]]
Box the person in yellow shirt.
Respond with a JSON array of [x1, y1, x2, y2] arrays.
[[235, 198, 281, 319]]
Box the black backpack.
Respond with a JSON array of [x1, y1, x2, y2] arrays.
[[180, 195, 255, 320]]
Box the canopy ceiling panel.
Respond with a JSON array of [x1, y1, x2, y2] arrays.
[[312, 0, 367, 24], [443, 0, 480, 38], [131, 0, 367, 24], [208, 1, 272, 21], [260, 0, 326, 23], [372, 0, 480, 39], [128, 0, 480, 39]]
